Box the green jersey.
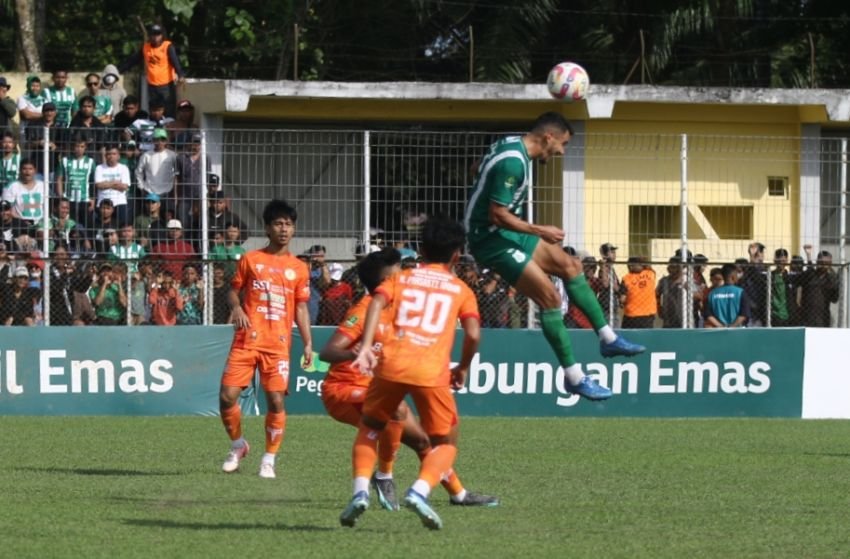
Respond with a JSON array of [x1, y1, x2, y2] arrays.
[[89, 283, 125, 322], [57, 155, 96, 202], [1, 153, 20, 191], [109, 242, 146, 273], [45, 86, 76, 127], [464, 135, 531, 245]]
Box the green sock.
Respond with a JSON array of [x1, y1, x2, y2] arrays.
[[566, 274, 608, 331], [540, 308, 576, 368]]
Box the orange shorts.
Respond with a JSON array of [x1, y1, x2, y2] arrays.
[[321, 382, 369, 427], [362, 377, 458, 437], [221, 347, 290, 393]]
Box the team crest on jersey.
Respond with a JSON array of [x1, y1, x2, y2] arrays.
[[285, 268, 296, 280], [345, 315, 358, 327], [504, 176, 516, 188], [256, 264, 265, 273]]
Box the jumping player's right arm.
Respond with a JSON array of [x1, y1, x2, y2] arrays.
[[489, 203, 564, 244]]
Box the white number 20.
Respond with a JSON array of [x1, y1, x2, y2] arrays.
[[396, 288, 452, 334]]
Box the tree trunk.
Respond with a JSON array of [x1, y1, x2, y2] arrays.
[[15, 0, 41, 72]]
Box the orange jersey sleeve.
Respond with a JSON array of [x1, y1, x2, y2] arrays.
[[375, 264, 479, 387], [230, 250, 310, 354], [325, 295, 394, 388]]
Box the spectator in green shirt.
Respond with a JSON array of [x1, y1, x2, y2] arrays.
[[88, 261, 127, 325], [210, 222, 245, 278]]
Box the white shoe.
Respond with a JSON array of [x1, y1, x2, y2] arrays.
[[258, 462, 276, 479], [222, 441, 249, 473]]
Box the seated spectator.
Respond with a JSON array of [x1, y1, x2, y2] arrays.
[[134, 192, 167, 249], [619, 256, 657, 329], [149, 270, 183, 326], [705, 263, 750, 328], [46, 198, 78, 247], [799, 246, 839, 327], [318, 262, 353, 326], [176, 264, 204, 325], [109, 223, 145, 272], [207, 189, 245, 240], [72, 73, 113, 124], [69, 95, 108, 162], [150, 219, 195, 278], [26, 256, 43, 289], [2, 266, 39, 325], [1, 200, 31, 252], [210, 222, 245, 277], [3, 158, 46, 224], [114, 95, 148, 134], [212, 263, 230, 325], [88, 261, 127, 325], [89, 199, 119, 255], [0, 241, 13, 283], [94, 145, 131, 226]]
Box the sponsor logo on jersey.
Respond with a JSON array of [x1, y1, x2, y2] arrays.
[[345, 315, 358, 327]]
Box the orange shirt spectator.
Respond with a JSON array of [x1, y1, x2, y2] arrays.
[[149, 274, 184, 325]]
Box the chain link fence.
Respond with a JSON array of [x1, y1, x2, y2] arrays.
[[0, 125, 847, 328]]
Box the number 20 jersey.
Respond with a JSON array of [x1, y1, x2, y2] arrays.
[[373, 263, 479, 387], [230, 250, 311, 353]]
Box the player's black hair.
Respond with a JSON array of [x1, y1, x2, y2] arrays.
[[420, 216, 466, 264], [721, 263, 738, 280], [531, 112, 574, 136], [358, 247, 401, 294], [262, 199, 297, 225]]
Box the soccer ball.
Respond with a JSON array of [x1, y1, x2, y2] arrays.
[[546, 62, 590, 101]]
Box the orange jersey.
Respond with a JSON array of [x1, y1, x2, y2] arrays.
[[230, 249, 310, 353], [374, 264, 479, 387], [325, 295, 393, 388]]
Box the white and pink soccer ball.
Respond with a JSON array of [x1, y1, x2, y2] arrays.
[[546, 62, 590, 102]]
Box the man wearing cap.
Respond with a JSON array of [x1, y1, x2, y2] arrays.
[[597, 242, 622, 327], [305, 244, 331, 324], [3, 266, 39, 326], [175, 128, 209, 228], [134, 191, 167, 248], [57, 136, 97, 227], [94, 145, 131, 226], [167, 99, 199, 150], [0, 76, 16, 133], [118, 23, 187, 117], [44, 70, 76, 128], [151, 218, 196, 278], [137, 128, 177, 217], [208, 188, 245, 240]]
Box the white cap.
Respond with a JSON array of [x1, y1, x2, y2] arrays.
[[14, 266, 28, 277], [328, 262, 344, 281], [166, 219, 183, 229]]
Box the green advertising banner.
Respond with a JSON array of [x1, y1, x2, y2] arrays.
[[0, 327, 805, 418]]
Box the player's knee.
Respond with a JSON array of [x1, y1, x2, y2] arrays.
[[361, 414, 386, 431], [219, 387, 240, 409], [266, 392, 285, 412], [428, 434, 453, 447], [402, 432, 430, 452], [563, 255, 582, 277]]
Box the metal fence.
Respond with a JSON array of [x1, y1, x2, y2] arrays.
[[0, 125, 847, 328]]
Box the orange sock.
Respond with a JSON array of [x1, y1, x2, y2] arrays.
[[264, 411, 286, 454], [220, 404, 242, 441], [418, 444, 457, 488], [352, 424, 380, 479], [440, 468, 465, 496], [377, 420, 403, 475]]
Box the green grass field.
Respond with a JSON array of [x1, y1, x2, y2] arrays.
[[2, 416, 849, 558]]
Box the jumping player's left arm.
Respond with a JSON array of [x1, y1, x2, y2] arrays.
[[451, 288, 481, 390]]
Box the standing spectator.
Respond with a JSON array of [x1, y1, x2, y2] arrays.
[[119, 140, 142, 213], [129, 261, 150, 325], [68, 96, 107, 162], [109, 223, 145, 273], [127, 98, 172, 153], [477, 270, 510, 328], [99, 65, 126, 118], [692, 254, 709, 327], [114, 95, 147, 136], [44, 70, 76, 128], [71, 73, 112, 124], [134, 192, 167, 249], [167, 100, 199, 150], [16, 76, 46, 137], [1, 200, 30, 250], [705, 263, 750, 328], [598, 242, 621, 327], [2, 266, 38, 325], [136, 128, 177, 217], [94, 145, 131, 226], [23, 102, 61, 181], [0, 76, 15, 134], [619, 256, 657, 329], [208, 190, 245, 240], [799, 246, 840, 327], [786, 255, 806, 326], [656, 257, 699, 329], [3, 159, 45, 224], [176, 264, 204, 325], [564, 257, 600, 329], [89, 199, 119, 254], [175, 132, 208, 229], [0, 131, 20, 192], [118, 23, 187, 117], [770, 248, 791, 327], [210, 222, 245, 277], [48, 245, 94, 326], [305, 244, 330, 324], [211, 262, 230, 324], [88, 262, 127, 325], [56, 136, 96, 228], [738, 242, 768, 327], [46, 198, 77, 247], [148, 270, 183, 325], [318, 262, 353, 326], [151, 219, 195, 278]]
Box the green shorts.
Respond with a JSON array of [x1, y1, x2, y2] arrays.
[[468, 231, 540, 285]]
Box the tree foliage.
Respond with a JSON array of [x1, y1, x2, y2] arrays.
[[1, 0, 849, 88]]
